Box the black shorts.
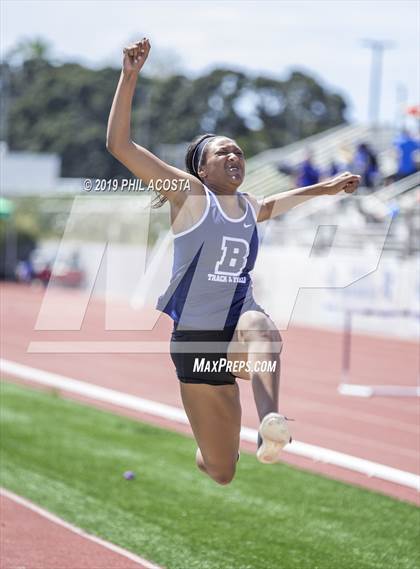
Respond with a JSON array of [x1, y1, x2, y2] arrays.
[[170, 324, 237, 386]]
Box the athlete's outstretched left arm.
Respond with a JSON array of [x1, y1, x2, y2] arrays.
[[250, 172, 361, 222]]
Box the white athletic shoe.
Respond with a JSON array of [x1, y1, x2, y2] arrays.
[[256, 413, 292, 464]]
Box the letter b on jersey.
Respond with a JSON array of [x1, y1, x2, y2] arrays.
[[215, 237, 249, 276]]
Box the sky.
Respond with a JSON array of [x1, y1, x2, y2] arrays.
[[1, 0, 419, 125]]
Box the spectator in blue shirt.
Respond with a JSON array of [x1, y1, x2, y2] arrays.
[[394, 129, 420, 179], [297, 150, 320, 187], [353, 142, 379, 189]]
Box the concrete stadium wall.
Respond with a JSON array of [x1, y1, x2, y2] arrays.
[[40, 239, 419, 340]]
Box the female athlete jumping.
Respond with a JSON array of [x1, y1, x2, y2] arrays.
[[106, 38, 360, 485]]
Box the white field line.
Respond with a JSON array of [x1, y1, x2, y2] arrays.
[[1, 358, 419, 492], [0, 488, 163, 569]]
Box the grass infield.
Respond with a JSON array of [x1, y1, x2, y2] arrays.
[[1, 380, 419, 569]]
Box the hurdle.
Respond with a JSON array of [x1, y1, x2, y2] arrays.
[[338, 308, 420, 398]]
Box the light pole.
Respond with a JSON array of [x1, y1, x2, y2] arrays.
[[395, 82, 408, 130], [361, 39, 394, 128]]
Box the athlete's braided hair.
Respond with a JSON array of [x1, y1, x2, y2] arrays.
[[151, 133, 216, 208]]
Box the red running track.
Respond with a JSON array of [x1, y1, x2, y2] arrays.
[[0, 491, 161, 569], [1, 283, 419, 510]]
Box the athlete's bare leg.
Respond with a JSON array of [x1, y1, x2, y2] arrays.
[[180, 382, 241, 485], [227, 311, 283, 429]]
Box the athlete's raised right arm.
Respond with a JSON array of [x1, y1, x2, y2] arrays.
[[106, 38, 200, 203]]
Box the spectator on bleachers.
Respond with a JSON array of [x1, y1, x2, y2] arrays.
[[327, 160, 340, 177], [326, 145, 353, 178], [393, 129, 420, 180], [352, 142, 379, 189], [337, 145, 354, 171], [296, 150, 320, 187]]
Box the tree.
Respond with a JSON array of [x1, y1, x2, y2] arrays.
[[5, 37, 53, 65], [2, 40, 348, 179]]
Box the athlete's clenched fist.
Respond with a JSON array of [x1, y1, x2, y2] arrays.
[[122, 37, 151, 76], [324, 171, 361, 195]]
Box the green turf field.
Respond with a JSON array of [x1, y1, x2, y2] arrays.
[[1, 380, 419, 569]]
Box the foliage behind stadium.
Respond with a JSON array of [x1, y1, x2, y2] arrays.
[[0, 39, 348, 180]]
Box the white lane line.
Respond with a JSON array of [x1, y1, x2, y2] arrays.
[[1, 358, 186, 423], [0, 488, 163, 569], [27, 341, 268, 353], [1, 358, 419, 492]]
